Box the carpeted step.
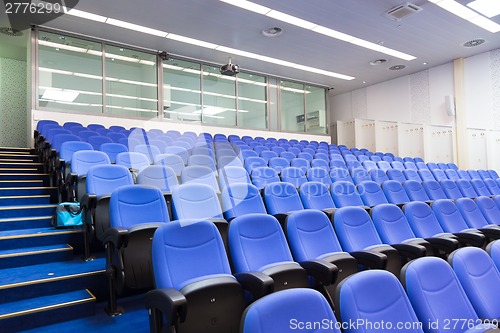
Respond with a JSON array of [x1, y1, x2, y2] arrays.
[[0, 289, 96, 332], [0, 174, 50, 186], [0, 244, 73, 268], [0, 179, 48, 188], [0, 226, 82, 250], [0, 195, 52, 206], [0, 187, 58, 202], [0, 257, 106, 303], [0, 204, 57, 219], [0, 216, 53, 231], [0, 162, 44, 173], [0, 153, 38, 161], [0, 147, 33, 154]]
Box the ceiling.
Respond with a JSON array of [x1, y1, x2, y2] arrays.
[[2, 0, 500, 94]]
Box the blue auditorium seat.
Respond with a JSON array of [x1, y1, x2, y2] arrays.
[[391, 161, 405, 171], [455, 198, 500, 240], [279, 151, 295, 162], [221, 183, 266, 220], [404, 161, 417, 171], [241, 288, 340, 333], [281, 167, 307, 188], [387, 169, 406, 183], [251, 167, 280, 190], [264, 182, 304, 220], [290, 157, 310, 173], [351, 167, 371, 185], [219, 166, 250, 190], [134, 144, 161, 164], [333, 207, 402, 275], [66, 150, 110, 201], [329, 159, 348, 169], [431, 199, 485, 247], [448, 247, 500, 319], [330, 167, 353, 183], [437, 162, 448, 170], [377, 160, 392, 172], [357, 180, 388, 206], [382, 180, 411, 205], [171, 183, 223, 221], [382, 155, 394, 163], [306, 167, 332, 186], [78, 130, 100, 142], [259, 150, 278, 163], [187, 154, 217, 175], [362, 160, 378, 172], [337, 270, 424, 333], [109, 125, 126, 132], [287, 147, 301, 156], [63, 121, 82, 129], [447, 162, 458, 170], [86, 123, 104, 131], [369, 168, 390, 185], [431, 168, 448, 182], [474, 196, 500, 226], [299, 182, 335, 211], [244, 156, 267, 173], [270, 146, 285, 155], [297, 152, 313, 162], [370, 155, 382, 163], [58, 141, 93, 183], [181, 165, 220, 193], [99, 143, 128, 164], [402, 257, 497, 333], [444, 168, 460, 181], [403, 169, 422, 182], [457, 169, 472, 180], [357, 155, 369, 162], [441, 179, 464, 200], [418, 169, 435, 182], [106, 132, 127, 143], [487, 240, 500, 271], [217, 155, 243, 170], [456, 179, 478, 198], [115, 152, 151, 175], [468, 169, 482, 180], [427, 162, 439, 171], [488, 169, 499, 179], [470, 179, 492, 196], [416, 161, 429, 170], [484, 178, 500, 195], [403, 180, 430, 202], [104, 184, 170, 315], [153, 153, 185, 177], [145, 220, 245, 333], [422, 180, 447, 200], [88, 135, 113, 151], [137, 165, 178, 193], [477, 169, 491, 180], [331, 181, 365, 207], [164, 146, 189, 164]]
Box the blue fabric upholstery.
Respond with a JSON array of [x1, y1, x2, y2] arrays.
[[181, 165, 220, 193], [221, 183, 266, 220], [404, 161, 418, 170], [403, 180, 430, 202], [470, 179, 492, 196], [403, 169, 422, 182], [477, 169, 491, 180], [268, 157, 289, 173], [456, 179, 478, 198], [219, 166, 250, 190], [137, 165, 178, 192], [403, 201, 448, 238], [299, 182, 335, 210], [449, 247, 500, 319], [86, 165, 134, 197], [71, 151, 111, 176], [455, 198, 493, 229], [331, 181, 364, 207], [427, 162, 439, 171], [264, 182, 304, 215], [387, 169, 406, 183], [164, 146, 189, 164], [372, 203, 421, 244], [281, 167, 307, 188], [171, 183, 223, 220], [251, 167, 280, 190], [244, 156, 267, 173], [483, 178, 500, 195], [154, 154, 185, 177], [358, 180, 388, 206], [474, 196, 500, 226], [60, 141, 93, 163], [416, 162, 429, 170], [115, 152, 150, 172], [441, 179, 464, 200], [457, 169, 472, 180], [369, 169, 390, 185], [468, 170, 482, 180], [432, 199, 475, 233], [488, 169, 499, 179], [377, 161, 392, 172], [382, 180, 411, 204], [241, 288, 340, 333], [417, 169, 435, 182], [431, 168, 447, 182], [422, 180, 447, 200], [99, 143, 128, 164], [445, 169, 460, 181], [489, 240, 500, 271], [338, 270, 423, 333], [88, 136, 113, 150], [307, 167, 332, 186]]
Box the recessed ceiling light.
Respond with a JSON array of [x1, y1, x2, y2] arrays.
[[262, 27, 283, 37], [467, 0, 500, 18], [362, 81, 367, 84], [369, 59, 388, 65], [423, 62, 428, 65], [389, 64, 406, 70]]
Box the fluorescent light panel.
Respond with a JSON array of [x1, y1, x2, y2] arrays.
[[105, 18, 168, 37], [467, 0, 500, 18], [42, 89, 79, 102]]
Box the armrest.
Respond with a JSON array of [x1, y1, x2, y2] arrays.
[[425, 237, 460, 254], [392, 243, 427, 260], [454, 231, 485, 248], [145, 288, 187, 326], [299, 259, 338, 286], [478, 226, 500, 240], [102, 227, 128, 249], [234, 272, 274, 300], [65, 172, 78, 187], [80, 193, 97, 211], [350, 250, 387, 269]]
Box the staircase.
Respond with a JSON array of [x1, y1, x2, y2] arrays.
[[0, 147, 106, 332]]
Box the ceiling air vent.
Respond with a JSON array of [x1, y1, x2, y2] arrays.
[[385, 2, 422, 21], [389, 65, 406, 70], [462, 39, 485, 48]]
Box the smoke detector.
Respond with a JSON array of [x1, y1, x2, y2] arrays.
[[389, 64, 406, 70], [262, 27, 283, 37], [385, 2, 422, 21], [370, 59, 388, 66], [462, 39, 485, 48], [0, 27, 23, 37]]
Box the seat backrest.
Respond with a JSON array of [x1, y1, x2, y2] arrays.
[[468, 169, 481, 180], [338, 270, 424, 333], [109, 125, 126, 132], [171, 183, 223, 220], [331, 181, 364, 207], [106, 132, 127, 143], [422, 180, 447, 200], [357, 180, 388, 206], [154, 154, 185, 177], [271, 146, 285, 155], [259, 150, 278, 163], [444, 169, 460, 181], [330, 167, 353, 183], [470, 179, 492, 196], [440, 179, 464, 200], [431, 199, 470, 233], [402, 257, 481, 331], [403, 161, 418, 170], [299, 181, 335, 210], [281, 167, 307, 188], [187, 154, 216, 173], [221, 183, 266, 220], [357, 155, 369, 162], [416, 161, 428, 170], [99, 143, 128, 164], [382, 180, 410, 204], [370, 155, 382, 163], [110, 185, 170, 229], [457, 169, 472, 180], [137, 165, 178, 193], [391, 161, 405, 171], [70, 151, 111, 176], [286, 209, 343, 262], [403, 169, 421, 182], [241, 288, 340, 333], [403, 180, 430, 202], [46, 128, 71, 143], [427, 162, 438, 171], [229, 214, 294, 273], [488, 169, 499, 179], [351, 167, 371, 185], [219, 166, 250, 190], [483, 178, 500, 195], [417, 169, 434, 182], [449, 247, 500, 319], [86, 164, 134, 196], [217, 155, 243, 170], [306, 167, 332, 186], [152, 220, 231, 290], [387, 169, 406, 183], [263, 182, 304, 215], [134, 144, 161, 164], [164, 146, 189, 164], [369, 169, 390, 185], [290, 158, 310, 173], [362, 160, 378, 172], [333, 206, 383, 252], [88, 136, 113, 150], [251, 167, 280, 190], [181, 165, 220, 192], [372, 203, 417, 244], [447, 163, 458, 170], [474, 196, 500, 226], [60, 141, 93, 163], [377, 160, 392, 172], [488, 240, 500, 272], [279, 151, 295, 162], [63, 121, 82, 129], [477, 169, 491, 180], [403, 201, 445, 238], [455, 197, 491, 229], [297, 152, 313, 162], [431, 168, 447, 182], [455, 179, 478, 198], [52, 134, 81, 152], [244, 156, 267, 173], [115, 152, 151, 172], [268, 157, 289, 173]]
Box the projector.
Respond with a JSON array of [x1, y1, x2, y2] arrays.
[[220, 62, 240, 76]]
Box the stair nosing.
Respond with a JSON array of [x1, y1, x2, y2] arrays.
[[0, 174, 49, 176], [0, 289, 95, 320], [0, 204, 57, 210], [0, 229, 81, 240], [0, 181, 45, 184], [0, 216, 53, 223], [0, 195, 50, 199], [0, 244, 73, 259], [0, 270, 105, 290], [0, 186, 56, 190]]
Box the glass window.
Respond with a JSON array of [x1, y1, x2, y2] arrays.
[[237, 73, 267, 130], [105, 45, 158, 118], [38, 31, 102, 113], [305, 85, 327, 134], [163, 58, 201, 122], [280, 80, 305, 132], [202, 65, 236, 127]]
